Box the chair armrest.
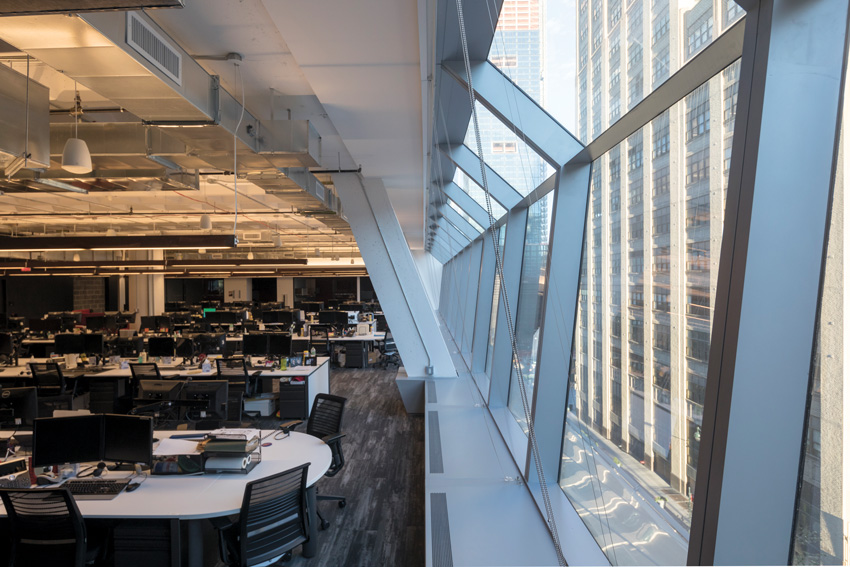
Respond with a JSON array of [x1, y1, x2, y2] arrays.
[[280, 420, 303, 434], [321, 432, 346, 445]]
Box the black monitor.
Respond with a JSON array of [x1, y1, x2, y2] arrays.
[[60, 313, 81, 331], [334, 311, 350, 327], [181, 380, 228, 420], [140, 316, 157, 332], [54, 333, 86, 355], [205, 310, 238, 325], [103, 414, 153, 466], [116, 312, 137, 327], [339, 302, 364, 312], [165, 301, 188, 312], [0, 333, 13, 356], [300, 301, 323, 313], [268, 333, 291, 357], [318, 310, 337, 325], [196, 333, 226, 355], [325, 299, 341, 310], [85, 315, 116, 333], [28, 317, 62, 333], [138, 380, 184, 401], [84, 333, 104, 356], [166, 312, 192, 325], [0, 387, 37, 427], [113, 337, 143, 358], [261, 311, 278, 324], [33, 415, 103, 468], [242, 334, 269, 357], [148, 336, 175, 358], [175, 337, 194, 359]]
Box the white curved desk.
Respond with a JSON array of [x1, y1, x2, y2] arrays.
[[23, 431, 331, 566]]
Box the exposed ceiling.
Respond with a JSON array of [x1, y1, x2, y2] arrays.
[[0, 0, 427, 264]]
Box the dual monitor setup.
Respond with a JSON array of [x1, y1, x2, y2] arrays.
[[135, 379, 228, 421], [32, 413, 153, 469]]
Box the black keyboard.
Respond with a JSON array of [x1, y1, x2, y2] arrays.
[[66, 479, 130, 500]]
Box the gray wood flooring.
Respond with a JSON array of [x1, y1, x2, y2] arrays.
[[232, 367, 425, 567]]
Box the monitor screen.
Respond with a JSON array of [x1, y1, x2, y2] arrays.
[[0, 332, 13, 356], [242, 334, 269, 357], [205, 310, 238, 325], [84, 333, 104, 356], [148, 336, 175, 358], [28, 318, 62, 333], [196, 333, 226, 355], [268, 333, 291, 357], [318, 310, 337, 325], [339, 302, 363, 312], [376, 314, 389, 333], [33, 415, 103, 468], [103, 414, 152, 466], [175, 337, 194, 358], [85, 316, 107, 332], [335, 311, 350, 327], [300, 301, 323, 313], [0, 387, 37, 427], [140, 316, 157, 332], [54, 333, 86, 355]]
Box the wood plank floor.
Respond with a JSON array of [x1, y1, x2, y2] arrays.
[[228, 367, 425, 567]]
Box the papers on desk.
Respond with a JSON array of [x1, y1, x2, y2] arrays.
[[209, 428, 261, 441], [153, 438, 203, 456]]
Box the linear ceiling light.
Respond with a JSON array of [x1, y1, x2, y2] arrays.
[[33, 178, 89, 194], [0, 234, 237, 252]]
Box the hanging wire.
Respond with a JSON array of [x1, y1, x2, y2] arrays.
[[233, 60, 246, 239], [453, 0, 566, 563]]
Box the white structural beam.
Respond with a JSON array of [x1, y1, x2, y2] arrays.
[[441, 61, 583, 167], [440, 181, 492, 228], [440, 143, 523, 210], [334, 173, 456, 378], [691, 0, 850, 561], [440, 203, 481, 242]]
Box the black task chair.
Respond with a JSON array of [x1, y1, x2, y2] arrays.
[[216, 357, 257, 420], [303, 393, 347, 530], [379, 331, 400, 369], [211, 463, 311, 566], [29, 361, 76, 417], [129, 362, 162, 399], [0, 487, 103, 566]]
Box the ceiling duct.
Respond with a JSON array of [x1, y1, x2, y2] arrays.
[[0, 1, 184, 16], [0, 64, 50, 174]]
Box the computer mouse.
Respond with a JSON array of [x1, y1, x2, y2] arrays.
[[125, 483, 141, 493]]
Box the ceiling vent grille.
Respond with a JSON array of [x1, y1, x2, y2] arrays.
[[241, 232, 263, 241], [126, 12, 182, 85]]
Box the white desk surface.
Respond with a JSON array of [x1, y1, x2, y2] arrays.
[[327, 332, 385, 343], [0, 430, 331, 520], [85, 356, 330, 379]]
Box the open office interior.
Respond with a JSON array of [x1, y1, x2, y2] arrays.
[[0, 0, 845, 565]]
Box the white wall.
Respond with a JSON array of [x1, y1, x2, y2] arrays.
[[276, 277, 294, 306], [412, 250, 443, 310], [224, 278, 252, 303]]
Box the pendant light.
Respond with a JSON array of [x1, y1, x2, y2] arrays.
[[200, 214, 212, 230], [61, 86, 92, 174]]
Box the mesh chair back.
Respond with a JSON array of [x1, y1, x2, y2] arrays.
[[307, 394, 346, 477], [0, 488, 87, 567], [29, 362, 67, 396], [130, 363, 161, 380], [216, 357, 252, 397], [239, 463, 310, 566]]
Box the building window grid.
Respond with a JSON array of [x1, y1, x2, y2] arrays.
[[653, 205, 670, 235], [628, 214, 643, 240], [686, 194, 711, 227], [686, 329, 711, 362], [610, 0, 622, 27], [629, 318, 644, 344], [686, 11, 713, 58], [629, 250, 644, 274], [653, 286, 671, 312], [653, 165, 670, 197], [651, 48, 670, 86], [651, 11, 669, 46], [687, 240, 711, 272], [685, 148, 711, 186], [628, 71, 644, 108], [654, 324, 672, 351], [687, 286, 711, 319], [629, 287, 644, 308], [653, 246, 670, 274], [628, 180, 644, 207], [686, 99, 711, 142]]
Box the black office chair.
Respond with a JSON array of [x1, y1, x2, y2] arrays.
[[216, 357, 257, 420], [308, 325, 331, 357], [211, 463, 311, 566], [129, 362, 162, 399], [29, 362, 76, 417], [379, 331, 400, 369], [0, 487, 103, 566], [303, 393, 347, 530]]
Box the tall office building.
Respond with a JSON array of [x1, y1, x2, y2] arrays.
[[564, 0, 744, 555]]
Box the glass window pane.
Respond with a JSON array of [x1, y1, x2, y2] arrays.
[[447, 198, 484, 234], [507, 191, 554, 432], [791, 73, 846, 566], [558, 60, 741, 565], [577, 0, 744, 143], [464, 101, 554, 197], [452, 167, 508, 220], [485, 226, 508, 378]]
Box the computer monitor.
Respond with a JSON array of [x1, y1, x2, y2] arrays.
[[205, 310, 238, 325], [138, 380, 184, 401], [84, 333, 104, 356], [0, 333, 13, 356], [175, 337, 194, 359], [195, 333, 226, 355], [33, 415, 103, 468], [300, 301, 323, 313], [0, 387, 37, 427], [85, 315, 116, 333], [318, 310, 337, 325], [60, 313, 80, 331], [165, 301, 188, 312], [28, 317, 62, 333], [339, 302, 363, 313], [181, 380, 228, 420], [116, 312, 137, 327], [140, 316, 157, 332], [268, 333, 292, 357], [242, 333, 269, 357], [113, 337, 143, 358], [148, 336, 175, 358], [102, 414, 153, 466], [54, 333, 86, 355], [334, 311, 350, 327], [166, 312, 192, 325], [325, 299, 341, 310]]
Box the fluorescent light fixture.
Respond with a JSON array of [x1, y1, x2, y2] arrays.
[[33, 178, 89, 194], [0, 234, 237, 253]]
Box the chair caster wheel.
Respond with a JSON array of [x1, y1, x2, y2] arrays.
[[320, 519, 330, 530], [338, 500, 346, 509], [276, 551, 292, 563]]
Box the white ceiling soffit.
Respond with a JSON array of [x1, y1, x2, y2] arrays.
[[258, 0, 425, 249], [0, 0, 184, 16]]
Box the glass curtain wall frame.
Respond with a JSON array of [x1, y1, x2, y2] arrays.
[[557, 60, 741, 566], [471, 228, 500, 393], [461, 239, 485, 364]]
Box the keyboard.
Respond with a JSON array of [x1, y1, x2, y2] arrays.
[[65, 479, 130, 500]]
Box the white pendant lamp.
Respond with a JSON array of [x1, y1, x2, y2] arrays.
[[247, 250, 254, 260], [200, 214, 212, 230], [61, 88, 92, 175]]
